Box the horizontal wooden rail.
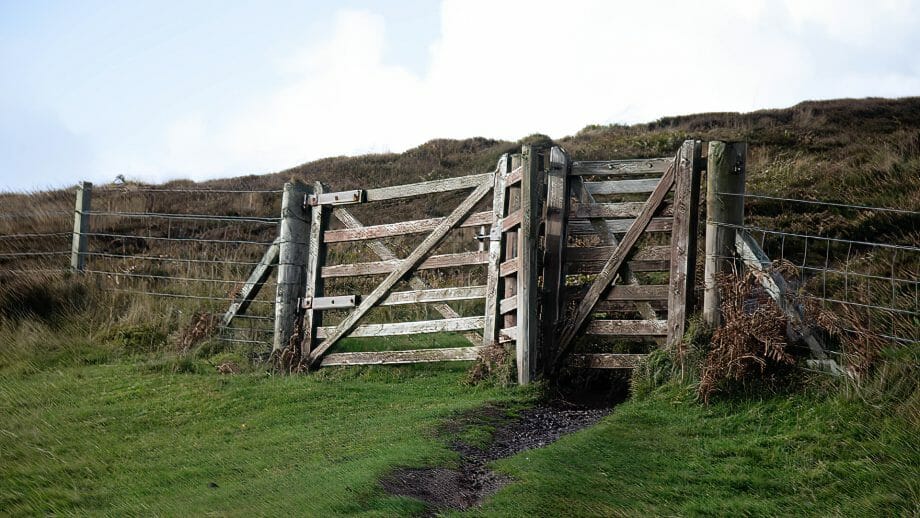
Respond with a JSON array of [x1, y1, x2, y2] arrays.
[[499, 326, 517, 343], [584, 178, 661, 195], [316, 316, 485, 338], [566, 353, 647, 368], [502, 210, 522, 231], [324, 211, 491, 243], [572, 158, 671, 176], [569, 201, 674, 219], [567, 245, 669, 263], [322, 251, 488, 278], [564, 284, 669, 303], [379, 286, 486, 306], [584, 319, 668, 336], [568, 217, 672, 236], [320, 346, 485, 366], [364, 173, 493, 202], [505, 165, 523, 186], [499, 296, 517, 314], [499, 258, 519, 277]]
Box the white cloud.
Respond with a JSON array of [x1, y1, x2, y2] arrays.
[[133, 0, 920, 181]]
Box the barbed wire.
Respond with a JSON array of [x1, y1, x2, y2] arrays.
[[104, 288, 275, 305], [83, 231, 277, 246], [0, 232, 71, 240], [87, 211, 279, 225], [83, 251, 264, 266], [714, 191, 920, 216], [83, 269, 278, 287]]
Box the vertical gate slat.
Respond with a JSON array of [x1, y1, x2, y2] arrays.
[[540, 146, 571, 373], [483, 154, 510, 347], [517, 145, 543, 384], [667, 140, 703, 347], [302, 181, 329, 354]]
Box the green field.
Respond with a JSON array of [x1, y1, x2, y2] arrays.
[[2, 342, 916, 516]]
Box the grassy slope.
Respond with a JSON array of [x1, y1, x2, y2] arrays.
[[2, 360, 916, 516]]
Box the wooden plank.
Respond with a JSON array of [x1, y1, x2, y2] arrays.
[[499, 296, 518, 314], [505, 165, 523, 186], [570, 201, 673, 219], [572, 158, 672, 176], [316, 316, 485, 338], [736, 231, 829, 360], [332, 208, 480, 346], [324, 211, 491, 243], [540, 146, 571, 374], [585, 319, 668, 336], [320, 346, 485, 367], [483, 154, 510, 347], [364, 173, 492, 202], [517, 144, 541, 384], [499, 257, 519, 277], [566, 353, 646, 369], [299, 182, 329, 354], [595, 300, 668, 313], [667, 141, 703, 347], [584, 178, 661, 195], [500, 326, 517, 343], [308, 190, 363, 206], [504, 154, 522, 331], [273, 182, 309, 352], [554, 159, 676, 368], [501, 210, 522, 231], [380, 286, 486, 306], [607, 284, 669, 301], [567, 245, 669, 263], [568, 217, 672, 236], [322, 250, 488, 278], [308, 176, 494, 365], [221, 237, 280, 327], [304, 295, 356, 310]]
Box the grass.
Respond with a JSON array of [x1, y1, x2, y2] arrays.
[[2, 337, 917, 516]]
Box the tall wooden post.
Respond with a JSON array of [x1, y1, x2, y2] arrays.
[[540, 146, 571, 375], [301, 181, 329, 356], [71, 181, 92, 272], [667, 140, 703, 346], [517, 145, 542, 384], [703, 141, 746, 328], [273, 181, 309, 352]]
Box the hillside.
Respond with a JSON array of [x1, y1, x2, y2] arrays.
[[1, 97, 918, 516]]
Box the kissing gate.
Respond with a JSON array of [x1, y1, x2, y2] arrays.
[[247, 140, 710, 384]]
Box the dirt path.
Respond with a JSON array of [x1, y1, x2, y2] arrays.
[[379, 402, 612, 514]]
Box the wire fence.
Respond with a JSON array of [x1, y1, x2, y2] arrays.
[[710, 191, 919, 349], [0, 186, 284, 350]]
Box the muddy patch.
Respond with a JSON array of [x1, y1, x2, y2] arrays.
[[380, 402, 612, 514]]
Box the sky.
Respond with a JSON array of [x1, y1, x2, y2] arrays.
[[1, 0, 918, 191]]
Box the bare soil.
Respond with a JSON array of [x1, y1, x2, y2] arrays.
[[379, 401, 612, 514]]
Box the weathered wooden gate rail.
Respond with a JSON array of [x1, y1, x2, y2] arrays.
[[212, 140, 731, 384]]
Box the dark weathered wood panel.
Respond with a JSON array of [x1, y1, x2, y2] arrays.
[[569, 201, 674, 219]]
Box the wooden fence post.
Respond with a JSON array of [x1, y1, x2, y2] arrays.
[[301, 181, 329, 355], [482, 155, 510, 348], [273, 181, 309, 352], [71, 181, 92, 272], [517, 145, 542, 384], [667, 140, 702, 346], [540, 146, 571, 375], [703, 141, 747, 328]]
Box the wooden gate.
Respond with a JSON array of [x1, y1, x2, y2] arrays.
[[281, 140, 704, 382]]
